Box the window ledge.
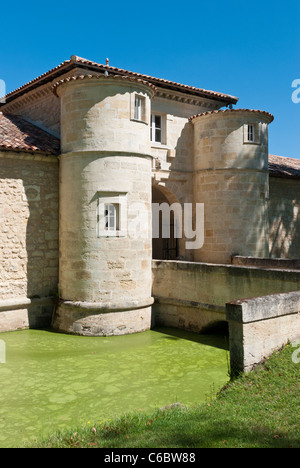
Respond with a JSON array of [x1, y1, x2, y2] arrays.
[[151, 143, 170, 150], [98, 230, 126, 238]]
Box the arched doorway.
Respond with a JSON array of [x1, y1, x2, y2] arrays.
[[152, 185, 179, 260]]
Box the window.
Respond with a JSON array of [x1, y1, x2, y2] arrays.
[[97, 192, 127, 237], [132, 94, 146, 122], [244, 123, 260, 145], [134, 96, 143, 121], [247, 124, 255, 143], [151, 114, 165, 143], [104, 203, 119, 232]]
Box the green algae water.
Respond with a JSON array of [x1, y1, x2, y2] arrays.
[[0, 328, 229, 447]]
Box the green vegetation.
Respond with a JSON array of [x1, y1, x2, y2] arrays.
[[31, 343, 300, 448]]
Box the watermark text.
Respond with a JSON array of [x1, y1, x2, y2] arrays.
[[291, 79, 300, 104], [0, 79, 5, 103]]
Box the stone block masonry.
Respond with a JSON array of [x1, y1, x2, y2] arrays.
[[269, 176, 300, 259], [0, 151, 59, 331], [191, 109, 273, 264], [51, 74, 155, 336], [153, 260, 300, 372], [226, 291, 300, 373]]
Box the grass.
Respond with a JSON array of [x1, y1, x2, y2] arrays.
[[30, 343, 300, 448]]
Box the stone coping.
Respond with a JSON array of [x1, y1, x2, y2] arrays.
[[232, 255, 300, 270], [152, 259, 300, 276], [226, 291, 300, 323]]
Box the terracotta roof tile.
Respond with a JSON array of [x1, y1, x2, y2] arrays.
[[269, 154, 300, 179], [189, 108, 274, 122], [69, 56, 239, 104], [52, 73, 157, 97], [1, 56, 239, 106], [0, 112, 60, 155], [1, 112, 299, 180]]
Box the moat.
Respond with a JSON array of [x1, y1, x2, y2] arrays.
[[0, 328, 229, 447]]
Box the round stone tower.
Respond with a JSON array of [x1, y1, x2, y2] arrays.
[[51, 74, 156, 336], [191, 108, 274, 264]]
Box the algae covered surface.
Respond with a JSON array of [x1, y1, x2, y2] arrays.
[[0, 328, 229, 447]]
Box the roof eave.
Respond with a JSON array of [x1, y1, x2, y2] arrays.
[[269, 172, 300, 180], [1, 57, 239, 107], [0, 146, 59, 156]]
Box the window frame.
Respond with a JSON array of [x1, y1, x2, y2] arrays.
[[134, 95, 143, 121], [247, 124, 255, 143], [104, 203, 119, 232], [131, 93, 147, 124], [244, 122, 260, 145], [97, 192, 127, 238], [150, 112, 166, 145]]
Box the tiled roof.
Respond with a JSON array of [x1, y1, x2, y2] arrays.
[[269, 154, 300, 179], [189, 108, 274, 122], [52, 73, 157, 97], [1, 56, 239, 106], [68, 56, 239, 103], [0, 112, 60, 155]]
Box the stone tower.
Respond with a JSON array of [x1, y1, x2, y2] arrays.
[[51, 74, 155, 336], [191, 109, 274, 264]]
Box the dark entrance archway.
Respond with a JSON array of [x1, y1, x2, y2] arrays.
[[152, 185, 179, 260]]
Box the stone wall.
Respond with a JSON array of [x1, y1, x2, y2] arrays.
[[52, 74, 155, 336], [150, 96, 220, 261], [232, 255, 300, 269], [0, 69, 88, 137], [0, 151, 59, 331], [152, 260, 300, 370], [269, 176, 300, 259], [191, 109, 272, 264], [1, 84, 61, 137], [226, 291, 300, 373]]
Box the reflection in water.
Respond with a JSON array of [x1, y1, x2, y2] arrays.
[[0, 327, 229, 447]]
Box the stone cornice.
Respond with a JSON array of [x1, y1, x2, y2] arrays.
[[0, 149, 58, 162], [1, 83, 53, 113], [155, 89, 223, 109], [1, 56, 239, 107]]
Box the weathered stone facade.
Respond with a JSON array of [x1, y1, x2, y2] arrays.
[[0, 151, 58, 331], [191, 109, 272, 264], [0, 56, 299, 351], [269, 176, 300, 258]]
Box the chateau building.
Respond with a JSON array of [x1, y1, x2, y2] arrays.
[[0, 55, 299, 337]]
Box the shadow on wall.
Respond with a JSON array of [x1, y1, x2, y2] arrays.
[[152, 185, 180, 260], [0, 156, 59, 329], [151, 121, 195, 262], [152, 115, 300, 263], [269, 177, 300, 259], [154, 324, 229, 351]]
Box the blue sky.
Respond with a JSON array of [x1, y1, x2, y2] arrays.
[[0, 0, 299, 158]]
